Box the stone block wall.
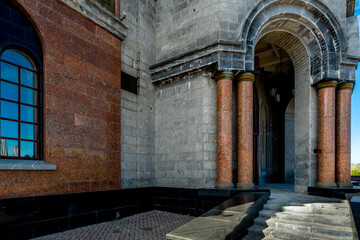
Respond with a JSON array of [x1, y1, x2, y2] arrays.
[[154, 72, 217, 188], [155, 0, 220, 62], [0, 0, 122, 199], [120, 0, 156, 188]]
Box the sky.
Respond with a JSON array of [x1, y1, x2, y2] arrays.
[[352, 0, 360, 164]]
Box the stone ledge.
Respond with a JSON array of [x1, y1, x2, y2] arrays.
[[0, 160, 57, 170], [59, 0, 127, 40]]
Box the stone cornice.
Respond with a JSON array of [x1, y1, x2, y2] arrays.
[[58, 0, 128, 40], [150, 41, 245, 83]]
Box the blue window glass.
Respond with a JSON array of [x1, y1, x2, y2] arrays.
[[20, 123, 36, 140], [1, 81, 18, 101], [1, 120, 18, 138], [1, 49, 34, 70], [0, 49, 39, 159], [21, 87, 37, 105], [1, 101, 18, 120], [1, 139, 18, 157], [20, 141, 36, 158], [1, 62, 18, 83], [21, 69, 37, 88]]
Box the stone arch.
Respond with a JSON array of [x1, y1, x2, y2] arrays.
[[239, 0, 347, 82]]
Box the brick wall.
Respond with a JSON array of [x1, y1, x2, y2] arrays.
[[0, 0, 122, 198]]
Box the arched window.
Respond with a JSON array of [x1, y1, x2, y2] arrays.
[[0, 49, 39, 159]]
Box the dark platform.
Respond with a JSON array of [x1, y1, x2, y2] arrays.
[[308, 186, 360, 199], [0, 187, 270, 240]]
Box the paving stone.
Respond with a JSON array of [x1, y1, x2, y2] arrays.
[[32, 210, 195, 240]]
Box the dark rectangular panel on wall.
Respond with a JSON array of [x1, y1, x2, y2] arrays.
[[94, 0, 115, 13], [121, 71, 138, 95]]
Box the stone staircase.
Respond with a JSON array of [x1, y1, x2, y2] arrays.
[[243, 194, 358, 240]]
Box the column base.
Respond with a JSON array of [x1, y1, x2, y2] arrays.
[[236, 183, 255, 189], [215, 183, 234, 189], [336, 182, 353, 188], [317, 182, 337, 188]]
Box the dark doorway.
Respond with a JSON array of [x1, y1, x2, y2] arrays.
[[254, 41, 295, 184]]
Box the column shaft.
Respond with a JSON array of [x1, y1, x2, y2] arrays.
[[237, 73, 255, 189], [215, 72, 234, 188], [336, 83, 354, 187], [317, 81, 337, 188]]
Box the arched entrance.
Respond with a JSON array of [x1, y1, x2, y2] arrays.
[[254, 35, 296, 185], [215, 0, 356, 193], [238, 0, 353, 193]]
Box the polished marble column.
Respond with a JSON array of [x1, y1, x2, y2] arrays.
[[336, 82, 354, 187], [215, 71, 234, 188], [317, 81, 337, 188], [237, 73, 255, 189]]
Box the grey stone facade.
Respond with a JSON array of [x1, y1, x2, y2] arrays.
[[119, 0, 360, 193], [154, 72, 217, 188], [120, 0, 156, 188]]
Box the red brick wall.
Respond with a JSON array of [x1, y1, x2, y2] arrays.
[[0, 0, 122, 198]]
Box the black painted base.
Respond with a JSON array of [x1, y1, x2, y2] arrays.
[[308, 186, 360, 199], [0, 187, 270, 240]]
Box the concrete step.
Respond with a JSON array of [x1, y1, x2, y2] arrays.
[[259, 209, 278, 218], [247, 224, 268, 238], [262, 237, 283, 240], [310, 232, 353, 240], [264, 203, 284, 211], [302, 202, 348, 209], [242, 233, 265, 240], [269, 228, 353, 240], [311, 222, 353, 238], [276, 211, 352, 227], [282, 205, 350, 217], [254, 216, 276, 227], [274, 218, 353, 238]]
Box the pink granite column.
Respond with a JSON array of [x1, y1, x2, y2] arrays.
[[336, 82, 354, 187], [317, 81, 337, 188], [215, 71, 234, 188], [237, 73, 255, 189]]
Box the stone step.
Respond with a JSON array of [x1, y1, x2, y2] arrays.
[[302, 202, 348, 209], [254, 216, 276, 227], [282, 205, 350, 216], [311, 222, 354, 238], [262, 237, 283, 240], [274, 218, 353, 238], [242, 233, 265, 240], [264, 203, 284, 211], [247, 224, 267, 238], [259, 209, 278, 218], [276, 211, 352, 227], [269, 228, 353, 240]]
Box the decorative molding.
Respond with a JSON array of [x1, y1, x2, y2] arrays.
[[58, 0, 128, 40], [214, 71, 234, 81], [150, 41, 245, 83], [237, 72, 255, 83], [315, 80, 338, 90], [337, 82, 354, 90]]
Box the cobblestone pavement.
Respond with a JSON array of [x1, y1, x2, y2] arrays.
[[33, 210, 195, 240]]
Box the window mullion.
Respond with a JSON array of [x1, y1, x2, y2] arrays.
[[18, 66, 21, 158]]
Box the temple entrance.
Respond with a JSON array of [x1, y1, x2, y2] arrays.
[[254, 38, 295, 185]]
